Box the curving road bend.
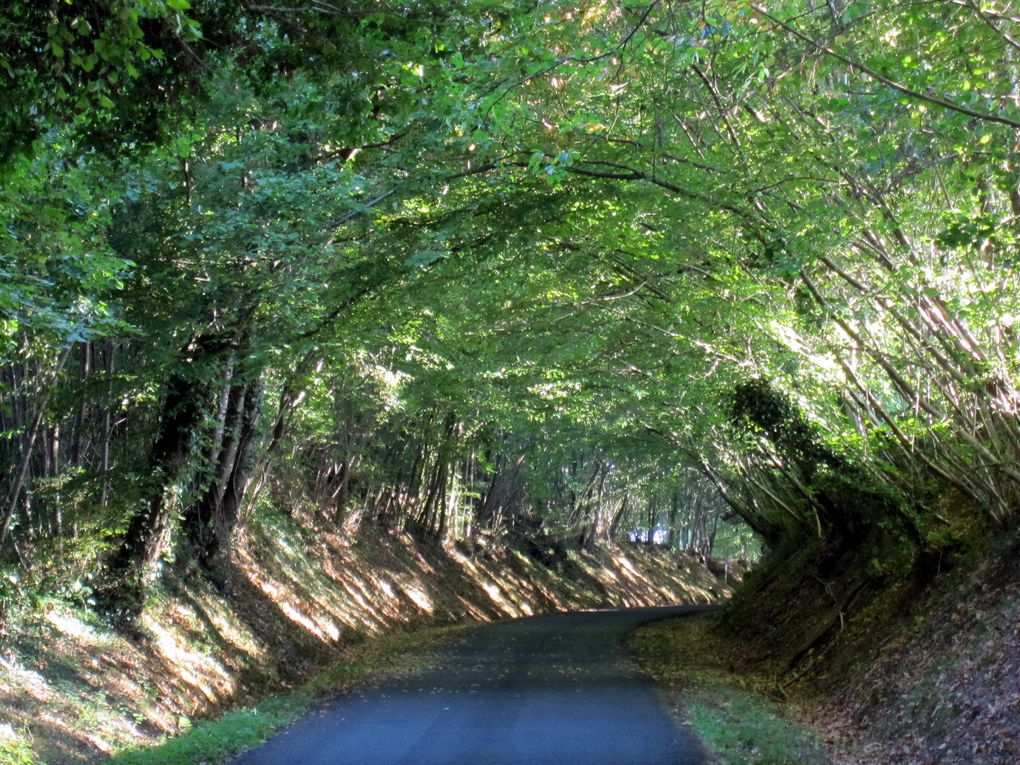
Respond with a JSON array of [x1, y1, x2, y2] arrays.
[[234, 606, 710, 765]]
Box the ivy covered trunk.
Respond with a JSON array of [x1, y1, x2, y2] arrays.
[[101, 370, 206, 611], [183, 377, 264, 574], [100, 334, 232, 612]]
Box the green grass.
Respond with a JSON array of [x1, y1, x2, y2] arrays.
[[629, 616, 830, 765], [687, 684, 829, 765], [0, 738, 37, 765], [110, 694, 310, 765], [110, 624, 467, 765]]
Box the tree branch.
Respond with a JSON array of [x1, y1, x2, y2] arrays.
[[752, 3, 1020, 130]]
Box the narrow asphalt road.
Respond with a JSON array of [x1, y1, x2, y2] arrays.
[[234, 606, 709, 765]]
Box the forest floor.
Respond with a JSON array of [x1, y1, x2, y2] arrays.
[[632, 533, 1020, 765], [0, 504, 732, 764]]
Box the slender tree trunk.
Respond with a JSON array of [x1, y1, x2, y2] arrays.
[[0, 347, 72, 551], [70, 341, 91, 466], [608, 494, 629, 539], [213, 379, 263, 564], [667, 488, 680, 548], [99, 342, 117, 508]]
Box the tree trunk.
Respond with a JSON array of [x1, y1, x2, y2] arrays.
[[0, 347, 71, 551], [102, 374, 204, 608], [213, 380, 262, 563], [608, 494, 629, 540], [99, 341, 117, 508], [101, 333, 231, 611], [70, 341, 91, 466], [183, 377, 263, 572], [667, 488, 680, 548]]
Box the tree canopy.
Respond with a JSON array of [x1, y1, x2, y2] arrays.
[[2, 0, 1019, 612]]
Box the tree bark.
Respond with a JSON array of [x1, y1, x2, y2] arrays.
[[0, 347, 71, 550], [183, 377, 263, 571], [101, 332, 232, 611]]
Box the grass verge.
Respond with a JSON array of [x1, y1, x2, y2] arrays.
[[0, 730, 36, 765], [628, 613, 829, 765], [109, 623, 468, 765]]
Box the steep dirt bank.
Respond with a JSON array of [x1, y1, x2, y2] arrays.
[[804, 535, 1020, 764], [0, 506, 730, 764], [689, 531, 1020, 764]]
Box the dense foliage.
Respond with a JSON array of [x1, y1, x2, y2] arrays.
[[2, 0, 1018, 614]]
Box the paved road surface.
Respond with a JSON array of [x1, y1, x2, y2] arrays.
[[234, 606, 709, 764]]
